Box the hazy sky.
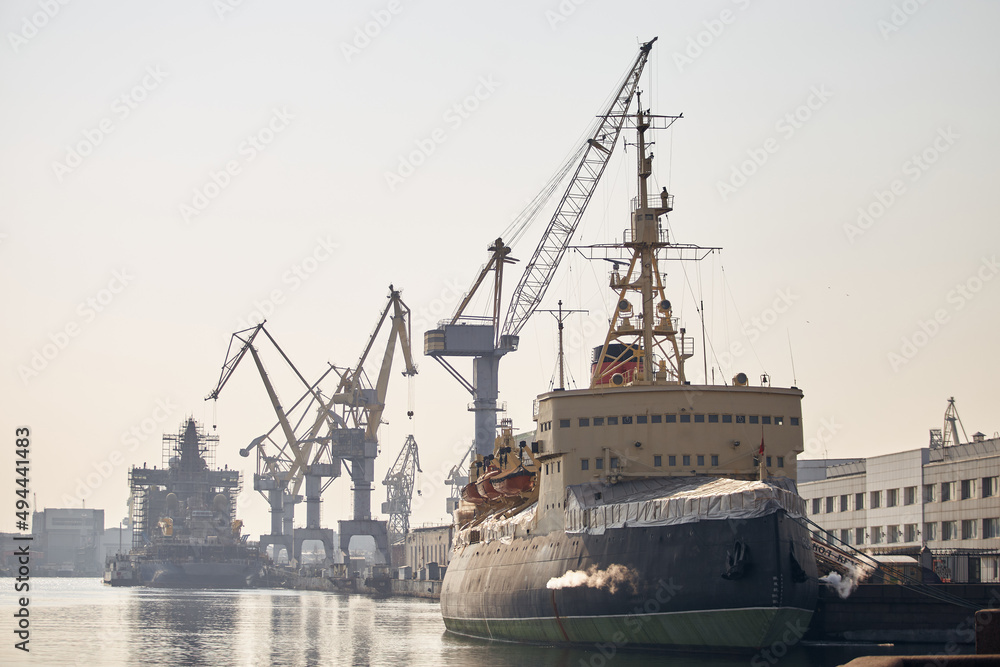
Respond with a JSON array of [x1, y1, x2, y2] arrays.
[[2, 1, 998, 537]]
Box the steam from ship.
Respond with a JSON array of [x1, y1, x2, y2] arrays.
[[819, 566, 861, 599], [546, 564, 638, 595]]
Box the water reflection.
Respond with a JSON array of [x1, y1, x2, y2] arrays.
[[2, 579, 968, 667]]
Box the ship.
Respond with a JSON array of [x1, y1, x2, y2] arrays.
[[434, 39, 819, 651], [123, 418, 265, 588]]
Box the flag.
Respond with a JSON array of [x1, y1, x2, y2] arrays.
[[759, 430, 765, 457]]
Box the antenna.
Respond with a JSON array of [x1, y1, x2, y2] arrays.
[[787, 329, 797, 386], [539, 300, 588, 390]]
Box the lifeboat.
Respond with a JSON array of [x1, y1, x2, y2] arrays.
[[461, 482, 486, 504], [492, 466, 535, 497], [476, 468, 503, 500]]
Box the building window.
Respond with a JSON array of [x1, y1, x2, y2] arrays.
[[840, 529, 851, 545], [812, 498, 821, 515], [696, 455, 705, 466], [682, 455, 691, 467], [622, 415, 633, 425], [694, 414, 705, 423], [581, 459, 589, 471], [961, 479, 976, 500], [855, 527, 865, 544], [870, 491, 882, 509], [942, 521, 957, 541], [653, 455, 662, 467], [825, 496, 834, 513], [887, 525, 901, 543], [764, 456, 771, 467], [962, 519, 977, 540], [708, 414, 719, 423], [579, 418, 590, 427], [984, 518, 999, 539], [665, 414, 676, 423], [872, 526, 884, 544], [679, 414, 691, 423], [610, 457, 619, 469], [904, 486, 917, 506], [887, 488, 898, 507], [607, 416, 618, 425], [722, 414, 733, 423], [651, 414, 662, 424], [736, 415, 746, 423], [595, 458, 604, 470], [711, 454, 719, 466], [775, 416, 784, 425], [668, 455, 676, 466], [637, 415, 648, 424], [791, 417, 800, 426], [942, 482, 955, 502], [983, 477, 998, 498], [593, 417, 604, 426], [855, 492, 865, 510], [924, 484, 936, 502], [762, 416, 772, 425], [749, 415, 759, 424], [839, 495, 849, 512], [559, 419, 570, 428], [924, 522, 937, 540], [777, 456, 784, 468], [904, 523, 918, 542]]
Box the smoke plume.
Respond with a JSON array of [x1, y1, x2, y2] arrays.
[[819, 569, 858, 599], [546, 564, 638, 594]]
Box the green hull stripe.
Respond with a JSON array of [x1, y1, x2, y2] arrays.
[[444, 606, 814, 649]]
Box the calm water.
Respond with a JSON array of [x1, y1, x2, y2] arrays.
[[0, 579, 962, 666]]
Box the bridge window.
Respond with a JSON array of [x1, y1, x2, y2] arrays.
[[651, 415, 662, 424], [654, 455, 662, 467], [722, 414, 733, 423], [708, 414, 719, 423], [694, 414, 705, 423], [559, 419, 570, 428], [581, 459, 589, 470], [593, 417, 604, 426], [679, 414, 691, 423], [607, 416, 619, 425], [668, 455, 676, 466], [748, 416, 759, 424], [665, 414, 677, 423], [579, 418, 589, 427], [636, 415, 648, 424]]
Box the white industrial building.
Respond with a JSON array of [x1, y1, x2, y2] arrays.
[[799, 434, 1000, 583]]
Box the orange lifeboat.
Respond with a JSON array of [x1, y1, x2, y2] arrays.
[[461, 482, 486, 505], [476, 468, 503, 501], [492, 466, 535, 497]]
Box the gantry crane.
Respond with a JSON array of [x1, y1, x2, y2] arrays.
[[424, 38, 659, 459], [327, 285, 417, 565], [381, 434, 420, 546], [207, 324, 342, 564], [207, 286, 417, 566]]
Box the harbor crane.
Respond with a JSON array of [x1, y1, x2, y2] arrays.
[[424, 38, 660, 459], [381, 434, 421, 545], [207, 285, 417, 566]]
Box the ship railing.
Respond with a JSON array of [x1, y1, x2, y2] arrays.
[[631, 193, 674, 212], [622, 227, 669, 244]]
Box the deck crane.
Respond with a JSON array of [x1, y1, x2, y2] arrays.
[[206, 324, 342, 564], [381, 434, 421, 546], [327, 285, 417, 565], [424, 37, 659, 458]]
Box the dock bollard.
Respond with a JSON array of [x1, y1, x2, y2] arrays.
[[977, 608, 1000, 655]]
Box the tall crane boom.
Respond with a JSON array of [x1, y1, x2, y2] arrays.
[[501, 36, 657, 339]]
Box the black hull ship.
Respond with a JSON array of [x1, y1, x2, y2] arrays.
[[122, 418, 264, 588], [430, 38, 819, 651]]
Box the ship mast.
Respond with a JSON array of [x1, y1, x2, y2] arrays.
[[589, 95, 698, 388]]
